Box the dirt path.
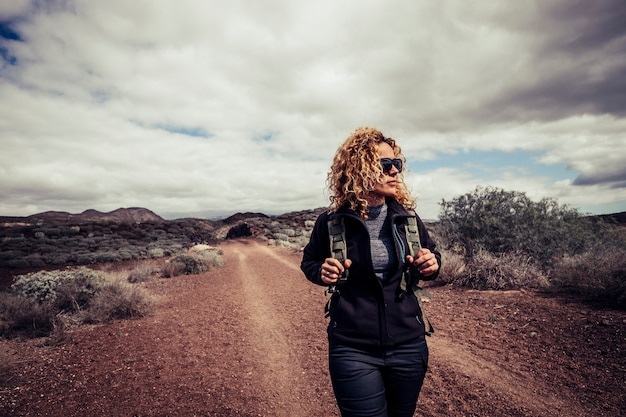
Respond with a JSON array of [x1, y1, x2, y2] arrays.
[[1, 239, 624, 417], [230, 241, 327, 416]]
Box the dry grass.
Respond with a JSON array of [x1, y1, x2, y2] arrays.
[[438, 249, 549, 290], [161, 251, 223, 278], [0, 267, 155, 339], [0, 292, 54, 338], [550, 246, 626, 307], [81, 276, 154, 323], [437, 244, 626, 309], [127, 262, 159, 283]]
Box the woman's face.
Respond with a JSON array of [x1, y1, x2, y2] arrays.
[[369, 141, 400, 204]]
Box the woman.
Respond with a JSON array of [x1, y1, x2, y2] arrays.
[[301, 127, 441, 417]]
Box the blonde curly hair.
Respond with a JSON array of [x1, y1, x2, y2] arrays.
[[327, 127, 415, 218]]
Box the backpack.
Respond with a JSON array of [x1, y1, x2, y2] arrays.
[[325, 212, 434, 335]]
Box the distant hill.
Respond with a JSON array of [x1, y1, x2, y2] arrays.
[[0, 205, 623, 283], [595, 211, 626, 225], [223, 212, 269, 224], [22, 207, 164, 224], [3, 207, 624, 227]]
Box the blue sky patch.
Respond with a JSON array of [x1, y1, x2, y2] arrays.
[[156, 125, 212, 138], [253, 131, 278, 142], [0, 21, 21, 41], [409, 150, 574, 181]]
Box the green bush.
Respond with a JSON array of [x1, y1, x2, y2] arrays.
[[437, 247, 549, 290], [10, 267, 105, 306], [439, 186, 605, 269], [436, 187, 626, 302], [5, 259, 30, 269], [54, 271, 105, 313]]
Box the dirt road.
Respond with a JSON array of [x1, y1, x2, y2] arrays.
[[1, 239, 624, 416]]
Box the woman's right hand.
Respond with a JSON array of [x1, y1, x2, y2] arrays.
[[321, 258, 352, 285]]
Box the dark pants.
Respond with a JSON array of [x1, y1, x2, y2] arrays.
[[329, 338, 429, 417]]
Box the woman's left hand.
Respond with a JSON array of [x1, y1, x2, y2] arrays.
[[406, 248, 439, 277]]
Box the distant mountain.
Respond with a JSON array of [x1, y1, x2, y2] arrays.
[[222, 212, 269, 223], [596, 211, 626, 225], [26, 207, 164, 224]]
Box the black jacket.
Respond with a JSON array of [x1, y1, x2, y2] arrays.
[[301, 198, 441, 347]]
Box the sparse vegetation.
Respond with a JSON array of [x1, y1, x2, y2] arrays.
[[0, 217, 217, 270], [161, 250, 223, 278], [81, 277, 154, 324], [10, 267, 105, 306], [1, 197, 624, 346], [0, 267, 154, 339], [0, 292, 55, 338], [437, 186, 625, 304], [456, 249, 548, 290], [439, 186, 602, 267], [127, 262, 158, 283], [0, 206, 624, 416], [549, 246, 626, 307]]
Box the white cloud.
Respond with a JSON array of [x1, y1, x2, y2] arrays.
[[0, 0, 625, 219]]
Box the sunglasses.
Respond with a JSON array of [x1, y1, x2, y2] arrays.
[[380, 158, 403, 174]]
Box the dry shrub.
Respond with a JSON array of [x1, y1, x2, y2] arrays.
[[127, 262, 157, 283], [162, 259, 186, 278], [161, 251, 223, 278], [1, 266, 156, 339], [202, 250, 224, 267], [169, 254, 208, 275], [53, 269, 104, 313], [461, 249, 549, 290], [550, 247, 626, 307], [0, 292, 54, 338], [438, 249, 466, 284], [82, 277, 154, 323]]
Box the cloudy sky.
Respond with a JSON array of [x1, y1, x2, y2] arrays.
[[1, 0, 625, 220]]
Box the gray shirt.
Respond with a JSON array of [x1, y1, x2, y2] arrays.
[[365, 203, 397, 281]]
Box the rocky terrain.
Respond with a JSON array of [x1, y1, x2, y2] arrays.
[[0, 207, 325, 289]]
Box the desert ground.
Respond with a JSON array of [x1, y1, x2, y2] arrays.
[[1, 239, 624, 417]]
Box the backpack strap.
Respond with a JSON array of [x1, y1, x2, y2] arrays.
[[415, 287, 435, 336], [401, 211, 435, 336], [327, 216, 349, 294], [399, 212, 422, 295], [404, 213, 422, 257]]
